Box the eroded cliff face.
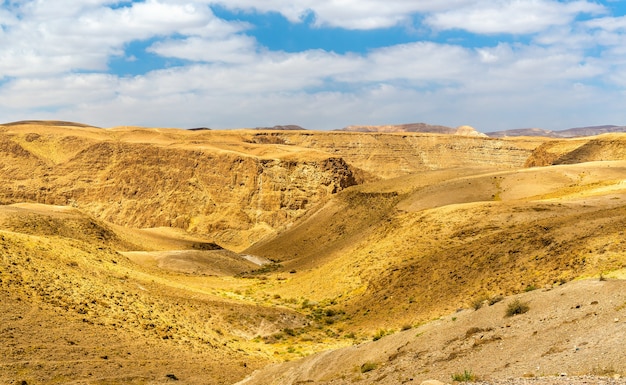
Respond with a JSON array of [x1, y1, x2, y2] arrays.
[[276, 132, 541, 180], [0, 126, 360, 249], [525, 135, 626, 167], [0, 124, 547, 249]]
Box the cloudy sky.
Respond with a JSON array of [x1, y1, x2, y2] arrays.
[[1, 0, 625, 132]]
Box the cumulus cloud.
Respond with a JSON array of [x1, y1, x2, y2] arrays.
[[425, 0, 606, 34], [209, 0, 475, 29], [0, 0, 625, 131], [0, 74, 119, 109], [0, 0, 244, 77], [148, 35, 258, 64], [585, 15, 626, 31]]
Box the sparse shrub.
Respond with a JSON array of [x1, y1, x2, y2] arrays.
[[591, 365, 617, 376], [488, 295, 504, 305], [236, 263, 283, 278], [465, 326, 486, 338], [263, 332, 285, 343], [451, 369, 476, 382], [524, 285, 537, 292], [360, 362, 377, 373], [372, 329, 388, 341], [505, 299, 530, 317], [471, 297, 486, 310], [299, 335, 313, 342]]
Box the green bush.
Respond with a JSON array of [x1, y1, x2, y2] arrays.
[[451, 369, 476, 382], [471, 297, 486, 310], [372, 329, 391, 341], [505, 299, 530, 317], [488, 295, 504, 305], [524, 285, 537, 292]]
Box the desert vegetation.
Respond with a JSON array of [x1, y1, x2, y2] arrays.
[[505, 299, 530, 317]]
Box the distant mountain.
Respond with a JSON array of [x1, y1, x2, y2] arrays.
[[253, 125, 307, 131], [338, 123, 487, 137], [0, 120, 98, 128], [487, 125, 626, 138], [339, 122, 455, 134], [557, 125, 626, 137]]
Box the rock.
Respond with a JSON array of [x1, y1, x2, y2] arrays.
[[455, 125, 488, 137], [420, 380, 449, 385]]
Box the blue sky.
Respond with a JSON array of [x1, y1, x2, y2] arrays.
[[1, 0, 626, 132]]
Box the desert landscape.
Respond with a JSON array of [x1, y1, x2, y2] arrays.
[[1, 120, 626, 385]]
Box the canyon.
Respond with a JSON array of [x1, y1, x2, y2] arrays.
[[1, 121, 625, 384]]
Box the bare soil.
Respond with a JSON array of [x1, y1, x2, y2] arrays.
[[1, 123, 626, 384]]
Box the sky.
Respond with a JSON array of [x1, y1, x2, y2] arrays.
[[1, 1, 626, 132]]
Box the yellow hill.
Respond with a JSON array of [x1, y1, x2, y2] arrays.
[[2, 122, 626, 384]]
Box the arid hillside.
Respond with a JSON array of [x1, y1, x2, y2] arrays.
[[0, 203, 310, 384], [0, 123, 360, 250], [238, 278, 626, 385], [525, 134, 626, 167], [246, 161, 626, 329], [1, 121, 626, 385], [0, 122, 541, 249]]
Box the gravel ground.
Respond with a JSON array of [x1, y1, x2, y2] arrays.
[[469, 376, 626, 385]]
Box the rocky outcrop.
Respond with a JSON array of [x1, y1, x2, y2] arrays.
[[0, 125, 360, 250], [338, 123, 487, 137], [339, 122, 455, 134], [524, 135, 626, 167], [454, 125, 487, 137], [279, 131, 538, 180], [0, 123, 553, 248]]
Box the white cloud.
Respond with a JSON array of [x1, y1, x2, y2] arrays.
[[148, 35, 258, 64], [1, 0, 625, 132], [209, 0, 475, 30], [0, 0, 244, 77], [0, 73, 119, 109], [585, 15, 626, 31], [349, 42, 475, 83], [426, 0, 605, 34]]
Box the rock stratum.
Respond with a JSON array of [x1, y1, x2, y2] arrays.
[[0, 122, 537, 249], [339, 122, 488, 137]]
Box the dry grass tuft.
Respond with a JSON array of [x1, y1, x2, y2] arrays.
[[505, 299, 530, 317]]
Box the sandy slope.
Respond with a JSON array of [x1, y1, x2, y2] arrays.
[[1, 122, 626, 384], [237, 278, 626, 384]]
